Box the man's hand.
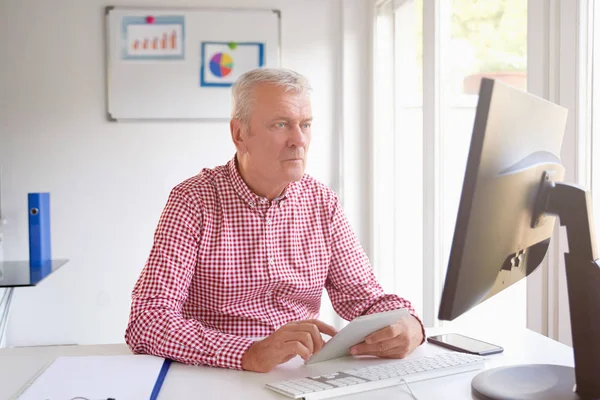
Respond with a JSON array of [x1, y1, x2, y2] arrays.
[[350, 315, 424, 359], [241, 319, 338, 373]]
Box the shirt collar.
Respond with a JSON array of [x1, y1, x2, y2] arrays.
[[226, 155, 301, 209]]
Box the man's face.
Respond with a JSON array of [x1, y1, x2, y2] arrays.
[[238, 83, 312, 186]]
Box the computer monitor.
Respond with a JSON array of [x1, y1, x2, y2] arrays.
[[438, 78, 600, 400]]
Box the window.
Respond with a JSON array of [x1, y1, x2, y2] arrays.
[[373, 0, 424, 319], [373, 0, 528, 330]]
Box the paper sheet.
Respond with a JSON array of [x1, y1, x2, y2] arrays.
[[16, 354, 166, 400]]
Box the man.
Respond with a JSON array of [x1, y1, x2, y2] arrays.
[[125, 68, 424, 373]]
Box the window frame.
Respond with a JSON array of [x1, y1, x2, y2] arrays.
[[372, 0, 590, 340], [526, 0, 592, 345]]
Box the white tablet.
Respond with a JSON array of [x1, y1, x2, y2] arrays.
[[305, 308, 410, 365]]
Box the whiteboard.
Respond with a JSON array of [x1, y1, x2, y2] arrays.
[[105, 7, 281, 120]]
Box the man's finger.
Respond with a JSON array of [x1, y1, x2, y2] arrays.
[[304, 319, 338, 337], [364, 322, 403, 344], [288, 321, 323, 353], [372, 344, 410, 359], [287, 319, 337, 354], [292, 323, 325, 353], [284, 341, 311, 361], [351, 336, 406, 356], [282, 330, 315, 354], [352, 343, 407, 358]]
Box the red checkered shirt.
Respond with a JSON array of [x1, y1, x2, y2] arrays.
[[125, 156, 421, 370]]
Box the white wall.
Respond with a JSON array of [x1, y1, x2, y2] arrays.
[[0, 0, 354, 346]]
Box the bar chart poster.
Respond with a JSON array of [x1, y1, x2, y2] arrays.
[[121, 15, 185, 60]]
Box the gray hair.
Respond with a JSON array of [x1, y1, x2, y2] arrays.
[[231, 68, 312, 123]]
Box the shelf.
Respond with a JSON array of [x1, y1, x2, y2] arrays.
[[0, 259, 69, 287]]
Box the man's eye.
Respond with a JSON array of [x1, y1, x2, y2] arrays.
[[303, 123, 311, 129], [276, 122, 285, 128]]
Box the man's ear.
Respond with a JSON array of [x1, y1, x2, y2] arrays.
[[230, 118, 247, 153]]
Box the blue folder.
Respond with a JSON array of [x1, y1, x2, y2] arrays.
[[28, 193, 52, 268]]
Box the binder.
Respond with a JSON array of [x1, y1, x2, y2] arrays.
[[28, 193, 51, 268]]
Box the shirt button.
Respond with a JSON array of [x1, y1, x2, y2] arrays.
[[266, 218, 272, 225], [269, 258, 274, 265]]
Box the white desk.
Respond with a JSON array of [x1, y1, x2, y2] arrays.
[[0, 327, 574, 399]]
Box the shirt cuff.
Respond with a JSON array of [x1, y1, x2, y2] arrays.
[[215, 335, 255, 370]]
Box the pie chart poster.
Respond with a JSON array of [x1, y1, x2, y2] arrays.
[[200, 42, 265, 87]]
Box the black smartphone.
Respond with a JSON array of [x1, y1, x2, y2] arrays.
[[427, 333, 504, 356]]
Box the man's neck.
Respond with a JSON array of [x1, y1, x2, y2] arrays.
[[236, 159, 286, 201]]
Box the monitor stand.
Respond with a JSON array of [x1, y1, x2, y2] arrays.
[[472, 178, 600, 400]]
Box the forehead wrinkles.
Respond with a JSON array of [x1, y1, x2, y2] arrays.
[[271, 96, 311, 119]]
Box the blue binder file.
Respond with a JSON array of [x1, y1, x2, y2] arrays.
[[28, 193, 52, 268]]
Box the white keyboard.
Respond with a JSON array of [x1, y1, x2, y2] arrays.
[[265, 352, 486, 399]]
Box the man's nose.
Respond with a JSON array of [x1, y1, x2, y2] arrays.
[[288, 125, 308, 147]]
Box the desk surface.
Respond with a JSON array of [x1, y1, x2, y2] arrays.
[[0, 327, 574, 399]]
